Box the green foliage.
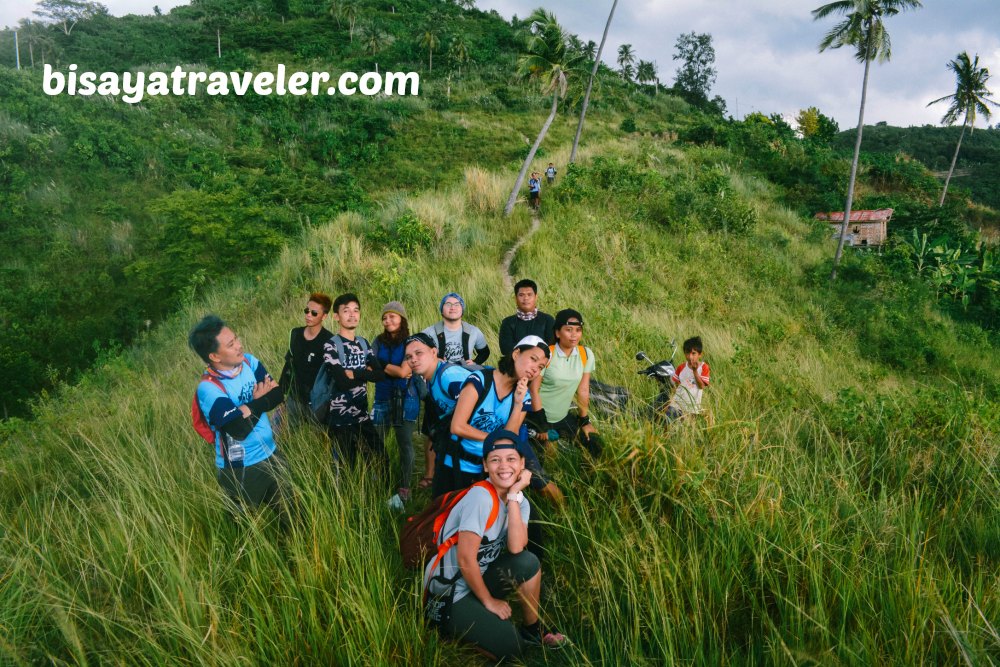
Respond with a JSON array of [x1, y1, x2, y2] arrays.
[[364, 211, 434, 254]]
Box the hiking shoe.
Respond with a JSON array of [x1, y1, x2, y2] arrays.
[[519, 624, 570, 649]]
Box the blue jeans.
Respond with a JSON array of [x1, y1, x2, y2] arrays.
[[373, 395, 418, 489]]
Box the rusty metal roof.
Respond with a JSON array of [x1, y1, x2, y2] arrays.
[[814, 208, 894, 223]]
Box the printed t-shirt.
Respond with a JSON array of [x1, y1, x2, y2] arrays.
[[196, 353, 276, 468], [424, 484, 530, 603], [322, 335, 376, 426], [447, 371, 532, 473], [669, 361, 711, 413], [421, 323, 488, 364]]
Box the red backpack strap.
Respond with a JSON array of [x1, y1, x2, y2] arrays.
[[423, 482, 502, 598]]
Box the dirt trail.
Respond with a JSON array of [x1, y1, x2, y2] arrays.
[[500, 210, 541, 292]]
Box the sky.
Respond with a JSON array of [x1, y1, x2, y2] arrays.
[[4, 0, 1000, 129]]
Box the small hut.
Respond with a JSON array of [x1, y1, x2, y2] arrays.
[[815, 209, 894, 247]]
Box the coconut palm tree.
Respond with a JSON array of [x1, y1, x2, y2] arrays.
[[637, 59, 657, 93], [812, 0, 922, 280], [420, 28, 440, 71], [503, 9, 580, 216], [570, 0, 618, 164], [362, 21, 390, 55], [617, 43, 635, 82], [450, 35, 470, 75], [927, 52, 998, 206], [339, 0, 360, 42], [583, 40, 597, 61]]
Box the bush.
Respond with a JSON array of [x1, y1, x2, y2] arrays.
[[364, 212, 433, 254]]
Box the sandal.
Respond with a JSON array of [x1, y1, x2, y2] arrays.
[[417, 475, 433, 490]]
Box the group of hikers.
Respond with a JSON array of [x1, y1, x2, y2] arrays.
[[187, 277, 710, 661]]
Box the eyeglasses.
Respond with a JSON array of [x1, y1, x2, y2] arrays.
[[443, 301, 462, 308], [304, 308, 321, 316]]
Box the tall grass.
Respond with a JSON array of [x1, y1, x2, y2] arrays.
[[2, 140, 998, 665]]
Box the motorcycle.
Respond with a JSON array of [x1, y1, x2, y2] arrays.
[[635, 340, 678, 417]]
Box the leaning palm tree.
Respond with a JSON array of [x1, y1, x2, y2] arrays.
[[927, 52, 997, 206], [570, 0, 618, 164], [813, 0, 921, 280], [503, 9, 580, 216], [617, 43, 635, 82]]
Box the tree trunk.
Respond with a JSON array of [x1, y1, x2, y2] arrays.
[[831, 25, 873, 281], [939, 118, 968, 206], [570, 0, 618, 164], [29, 40, 34, 68], [504, 94, 559, 216], [216, 28, 221, 58]]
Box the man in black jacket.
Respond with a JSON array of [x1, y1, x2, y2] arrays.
[[498, 279, 556, 356]]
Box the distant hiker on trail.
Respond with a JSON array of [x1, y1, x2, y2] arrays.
[[533, 308, 603, 457], [421, 292, 491, 366], [372, 301, 420, 511], [664, 336, 711, 422], [422, 429, 570, 659], [545, 163, 557, 185], [498, 279, 556, 357], [405, 332, 476, 493], [320, 293, 388, 473], [189, 315, 290, 527], [278, 292, 333, 423], [439, 336, 549, 499], [528, 172, 541, 210]]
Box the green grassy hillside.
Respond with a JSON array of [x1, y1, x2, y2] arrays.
[[2, 136, 998, 664], [0, 0, 677, 416]]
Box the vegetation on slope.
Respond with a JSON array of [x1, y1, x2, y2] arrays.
[[1, 138, 997, 665]]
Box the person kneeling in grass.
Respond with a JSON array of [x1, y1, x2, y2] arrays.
[[423, 429, 569, 659], [533, 308, 603, 457]]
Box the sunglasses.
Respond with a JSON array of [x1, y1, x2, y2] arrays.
[[304, 308, 322, 316]]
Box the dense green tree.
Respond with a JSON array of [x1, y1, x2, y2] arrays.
[[32, 0, 108, 36], [672, 32, 716, 101], [503, 9, 580, 216], [570, 0, 618, 164], [813, 0, 922, 279], [927, 52, 998, 206]]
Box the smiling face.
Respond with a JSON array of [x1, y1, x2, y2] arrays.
[[513, 346, 548, 381], [484, 444, 525, 492], [405, 339, 438, 378], [382, 311, 402, 334], [515, 287, 537, 313], [335, 300, 360, 332], [441, 297, 463, 323], [208, 326, 245, 370]]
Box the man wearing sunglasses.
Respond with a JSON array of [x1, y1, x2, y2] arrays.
[[278, 292, 334, 422]]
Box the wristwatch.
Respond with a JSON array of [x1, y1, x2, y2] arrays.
[[508, 491, 524, 504]]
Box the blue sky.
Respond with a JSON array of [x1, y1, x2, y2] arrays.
[[4, 0, 999, 129]]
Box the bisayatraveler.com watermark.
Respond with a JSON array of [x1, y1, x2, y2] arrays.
[[42, 64, 420, 104]]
